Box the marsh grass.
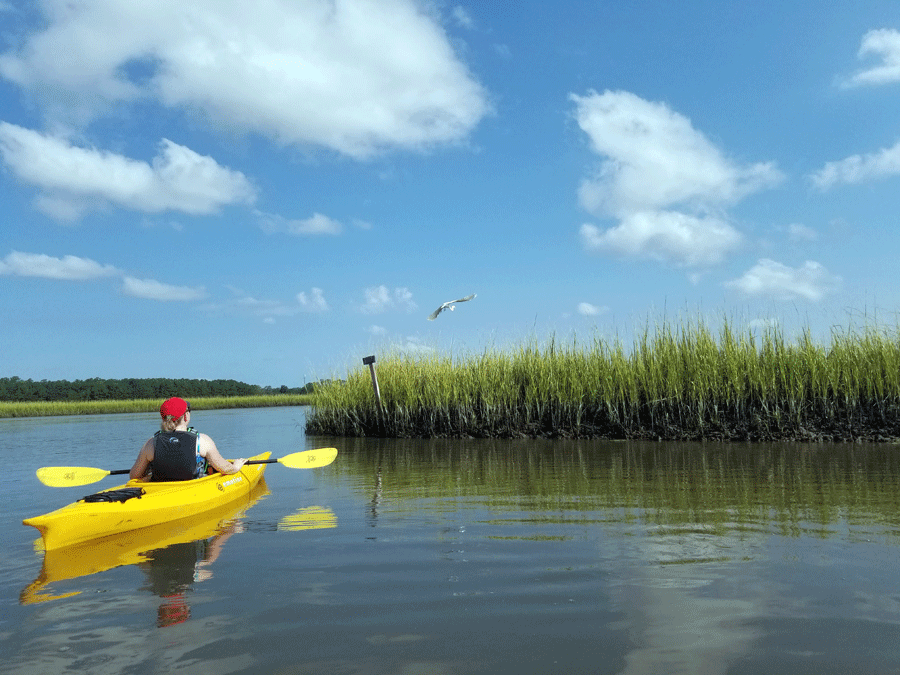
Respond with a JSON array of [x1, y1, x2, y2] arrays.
[[306, 319, 900, 440], [0, 394, 311, 419]]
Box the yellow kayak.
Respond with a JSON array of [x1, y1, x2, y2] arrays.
[[21, 480, 271, 605], [23, 451, 271, 551]]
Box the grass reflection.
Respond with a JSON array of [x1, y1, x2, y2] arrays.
[[326, 439, 900, 537]]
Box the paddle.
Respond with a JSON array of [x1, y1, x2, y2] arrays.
[[35, 447, 339, 487]]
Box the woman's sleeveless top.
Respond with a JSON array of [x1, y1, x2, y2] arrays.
[[151, 428, 207, 481]]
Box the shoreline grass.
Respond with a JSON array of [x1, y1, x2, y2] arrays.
[[306, 318, 900, 441], [0, 394, 312, 419]]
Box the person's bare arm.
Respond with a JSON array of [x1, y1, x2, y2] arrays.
[[200, 434, 246, 474], [129, 438, 154, 480]]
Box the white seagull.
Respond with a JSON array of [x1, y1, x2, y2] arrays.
[[427, 293, 476, 320]]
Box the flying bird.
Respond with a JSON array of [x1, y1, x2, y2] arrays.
[[427, 294, 476, 320]]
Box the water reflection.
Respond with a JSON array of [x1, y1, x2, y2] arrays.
[[10, 409, 900, 674], [278, 506, 338, 531], [330, 437, 900, 538], [139, 520, 245, 628], [369, 466, 382, 528], [21, 481, 270, 613], [319, 437, 900, 673]]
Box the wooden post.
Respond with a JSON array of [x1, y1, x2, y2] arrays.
[[362, 355, 381, 406]]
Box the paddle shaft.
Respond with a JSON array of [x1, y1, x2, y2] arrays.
[[103, 458, 274, 476], [103, 457, 277, 475], [36, 448, 337, 487]]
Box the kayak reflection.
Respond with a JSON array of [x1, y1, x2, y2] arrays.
[[20, 480, 270, 607], [140, 518, 245, 628]]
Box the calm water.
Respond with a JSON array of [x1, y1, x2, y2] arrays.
[[2, 407, 900, 674]]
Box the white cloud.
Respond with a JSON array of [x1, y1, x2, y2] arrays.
[[842, 28, 900, 87], [32, 195, 95, 222], [236, 295, 286, 311], [725, 259, 841, 302], [577, 302, 607, 317], [395, 335, 434, 354], [787, 223, 817, 242], [452, 6, 475, 29], [257, 210, 343, 236], [297, 287, 329, 311], [360, 285, 417, 314], [122, 276, 207, 301], [0, 250, 212, 304], [493, 44, 512, 60], [580, 211, 742, 267], [749, 318, 779, 331], [213, 287, 292, 321], [224, 285, 330, 319], [367, 325, 388, 336], [0, 122, 256, 218], [571, 90, 781, 215], [0, 0, 490, 158], [0, 250, 120, 280], [571, 90, 781, 268], [809, 140, 900, 190]]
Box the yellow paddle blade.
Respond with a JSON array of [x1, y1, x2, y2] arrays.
[[35, 466, 109, 487], [279, 447, 338, 469], [36, 466, 112, 487]]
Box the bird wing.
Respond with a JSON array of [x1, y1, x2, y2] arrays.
[[427, 294, 475, 320]]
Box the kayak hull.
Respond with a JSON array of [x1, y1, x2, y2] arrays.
[[21, 480, 270, 605], [23, 452, 270, 551]]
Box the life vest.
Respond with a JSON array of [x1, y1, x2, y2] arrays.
[[151, 428, 207, 481]]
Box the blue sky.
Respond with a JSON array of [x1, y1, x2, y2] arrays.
[[2, 1, 900, 387]]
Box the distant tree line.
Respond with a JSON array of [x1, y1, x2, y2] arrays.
[[0, 376, 320, 402]]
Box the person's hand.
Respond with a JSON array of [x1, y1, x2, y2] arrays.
[[194, 561, 213, 582], [233, 458, 247, 470], [194, 568, 213, 582]]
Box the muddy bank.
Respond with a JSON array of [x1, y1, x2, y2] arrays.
[[307, 406, 900, 443]]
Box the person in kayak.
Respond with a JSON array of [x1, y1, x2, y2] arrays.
[[129, 397, 247, 481]]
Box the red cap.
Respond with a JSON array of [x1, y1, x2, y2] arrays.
[[160, 397, 189, 418]]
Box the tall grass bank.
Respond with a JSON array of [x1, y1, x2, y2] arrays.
[[306, 322, 900, 442], [0, 394, 311, 418]]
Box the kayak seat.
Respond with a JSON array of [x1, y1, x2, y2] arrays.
[[81, 487, 146, 503]]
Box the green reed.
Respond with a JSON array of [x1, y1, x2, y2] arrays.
[[0, 394, 312, 419], [306, 318, 900, 439]]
